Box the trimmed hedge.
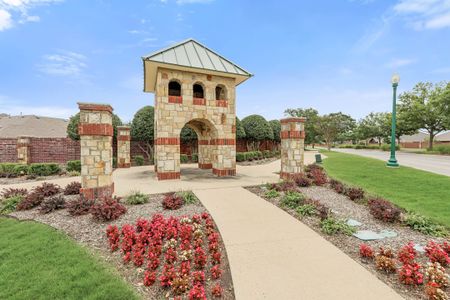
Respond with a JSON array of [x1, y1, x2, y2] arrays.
[[29, 163, 61, 176], [0, 163, 61, 177], [66, 160, 81, 172], [236, 150, 280, 162]]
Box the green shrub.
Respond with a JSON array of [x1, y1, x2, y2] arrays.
[[434, 144, 450, 155], [180, 154, 189, 164], [68, 170, 80, 177], [125, 191, 149, 205], [380, 144, 400, 151], [404, 212, 448, 237], [0, 195, 24, 214], [236, 153, 246, 162], [28, 163, 61, 176], [13, 165, 29, 176], [176, 190, 198, 205], [264, 189, 280, 199], [191, 154, 198, 163], [263, 150, 271, 158], [320, 218, 356, 235], [280, 191, 304, 209], [0, 163, 28, 177], [256, 151, 263, 160], [66, 160, 81, 172], [133, 155, 145, 166], [296, 204, 316, 217]]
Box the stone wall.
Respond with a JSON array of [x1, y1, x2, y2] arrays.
[[117, 126, 131, 168], [154, 68, 236, 179], [16, 136, 30, 164], [280, 117, 306, 180]]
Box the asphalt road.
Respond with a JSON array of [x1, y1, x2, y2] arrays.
[[333, 148, 450, 177]]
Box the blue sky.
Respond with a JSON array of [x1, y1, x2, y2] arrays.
[[1, 0, 449, 122]]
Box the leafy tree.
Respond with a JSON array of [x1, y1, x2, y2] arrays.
[[241, 115, 274, 150], [317, 112, 355, 150], [67, 112, 122, 140], [398, 82, 450, 150], [130, 106, 154, 161], [180, 126, 198, 154], [284, 108, 321, 147], [357, 112, 390, 145], [383, 112, 417, 144], [235, 117, 246, 139], [269, 120, 281, 142]]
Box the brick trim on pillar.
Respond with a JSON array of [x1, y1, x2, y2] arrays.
[[210, 138, 235, 145], [213, 168, 236, 177], [155, 137, 180, 145], [280, 117, 306, 180], [117, 126, 131, 168], [157, 172, 181, 180], [198, 163, 213, 169], [78, 102, 114, 200]]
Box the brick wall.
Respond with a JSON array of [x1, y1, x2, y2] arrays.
[[0, 138, 18, 163]]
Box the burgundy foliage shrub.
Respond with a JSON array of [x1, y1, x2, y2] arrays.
[[368, 198, 401, 223], [329, 179, 345, 194], [64, 181, 81, 195], [66, 196, 95, 216], [162, 193, 184, 210], [308, 168, 328, 186], [16, 191, 44, 210], [39, 195, 66, 214], [1, 188, 28, 199], [291, 173, 312, 187], [33, 182, 61, 198], [90, 196, 127, 221], [345, 187, 365, 201]]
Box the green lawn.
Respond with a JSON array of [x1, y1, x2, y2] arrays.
[[0, 217, 138, 300], [320, 150, 450, 227]]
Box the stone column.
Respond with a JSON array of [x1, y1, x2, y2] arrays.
[[155, 137, 181, 180], [280, 117, 306, 180], [116, 126, 131, 168], [198, 138, 212, 169], [78, 102, 114, 200], [16, 136, 30, 164], [211, 137, 236, 177]]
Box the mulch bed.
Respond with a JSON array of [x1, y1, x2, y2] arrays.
[[8, 193, 234, 300], [246, 184, 450, 300]]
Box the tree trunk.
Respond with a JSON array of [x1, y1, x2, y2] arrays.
[[429, 132, 434, 150]]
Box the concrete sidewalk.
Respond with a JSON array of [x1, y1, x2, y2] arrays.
[[194, 187, 402, 300]]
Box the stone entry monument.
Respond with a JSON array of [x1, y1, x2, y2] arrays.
[[142, 39, 252, 180], [280, 117, 306, 180]]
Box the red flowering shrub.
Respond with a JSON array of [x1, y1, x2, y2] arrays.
[[425, 262, 449, 288], [398, 242, 416, 265], [425, 282, 448, 300], [425, 241, 450, 267], [192, 270, 205, 285], [211, 283, 223, 298], [106, 225, 120, 251], [143, 270, 156, 286], [212, 251, 221, 265], [345, 187, 365, 201], [16, 191, 44, 210], [189, 283, 207, 300], [162, 193, 184, 210], [211, 265, 222, 279], [64, 181, 81, 195], [441, 241, 450, 255], [90, 196, 127, 221], [165, 247, 178, 264], [308, 168, 328, 186], [292, 173, 312, 187], [179, 261, 191, 276], [66, 196, 94, 216], [359, 243, 375, 260], [398, 263, 424, 285], [159, 264, 176, 287], [194, 247, 207, 269], [1, 188, 28, 199], [368, 198, 401, 223], [33, 182, 61, 197], [147, 251, 160, 270]]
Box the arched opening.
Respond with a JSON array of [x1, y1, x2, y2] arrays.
[[168, 80, 181, 96], [215, 85, 227, 100], [193, 83, 204, 98]]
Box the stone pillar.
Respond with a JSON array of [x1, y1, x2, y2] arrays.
[[16, 136, 30, 164], [198, 138, 212, 169], [78, 102, 114, 200], [280, 117, 306, 180], [155, 137, 181, 180], [116, 126, 131, 168], [211, 137, 236, 177]]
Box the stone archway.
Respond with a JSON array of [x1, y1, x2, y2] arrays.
[[183, 118, 218, 170]]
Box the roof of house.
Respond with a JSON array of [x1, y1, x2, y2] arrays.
[[436, 131, 450, 142], [142, 38, 252, 92], [0, 115, 68, 138], [400, 132, 428, 142]]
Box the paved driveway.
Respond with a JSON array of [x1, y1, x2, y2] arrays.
[[334, 148, 450, 176]]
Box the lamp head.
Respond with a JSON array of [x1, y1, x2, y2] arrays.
[[391, 73, 400, 85]]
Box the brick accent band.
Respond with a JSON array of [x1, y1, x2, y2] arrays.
[[117, 135, 131, 141], [193, 98, 206, 105], [157, 172, 181, 180], [280, 117, 306, 124], [213, 168, 236, 177], [280, 172, 302, 180], [198, 163, 213, 169], [155, 137, 180, 145], [210, 139, 235, 146], [78, 124, 114, 136], [78, 103, 113, 113], [80, 183, 114, 200], [118, 162, 131, 168], [198, 140, 209, 145], [168, 96, 183, 104], [280, 130, 306, 139], [216, 100, 228, 107]]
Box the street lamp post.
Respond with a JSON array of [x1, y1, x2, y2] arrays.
[[387, 73, 400, 167]]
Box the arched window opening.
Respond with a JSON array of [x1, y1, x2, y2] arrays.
[[169, 81, 181, 96], [193, 83, 204, 98], [215, 85, 227, 100]]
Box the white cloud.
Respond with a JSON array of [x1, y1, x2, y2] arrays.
[[0, 0, 62, 30], [384, 58, 416, 68], [0, 9, 12, 30], [36, 51, 87, 76], [393, 0, 450, 29]]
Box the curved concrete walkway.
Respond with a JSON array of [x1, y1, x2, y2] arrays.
[[194, 187, 402, 300]]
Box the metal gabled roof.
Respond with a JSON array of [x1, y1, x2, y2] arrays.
[[142, 39, 252, 92]]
